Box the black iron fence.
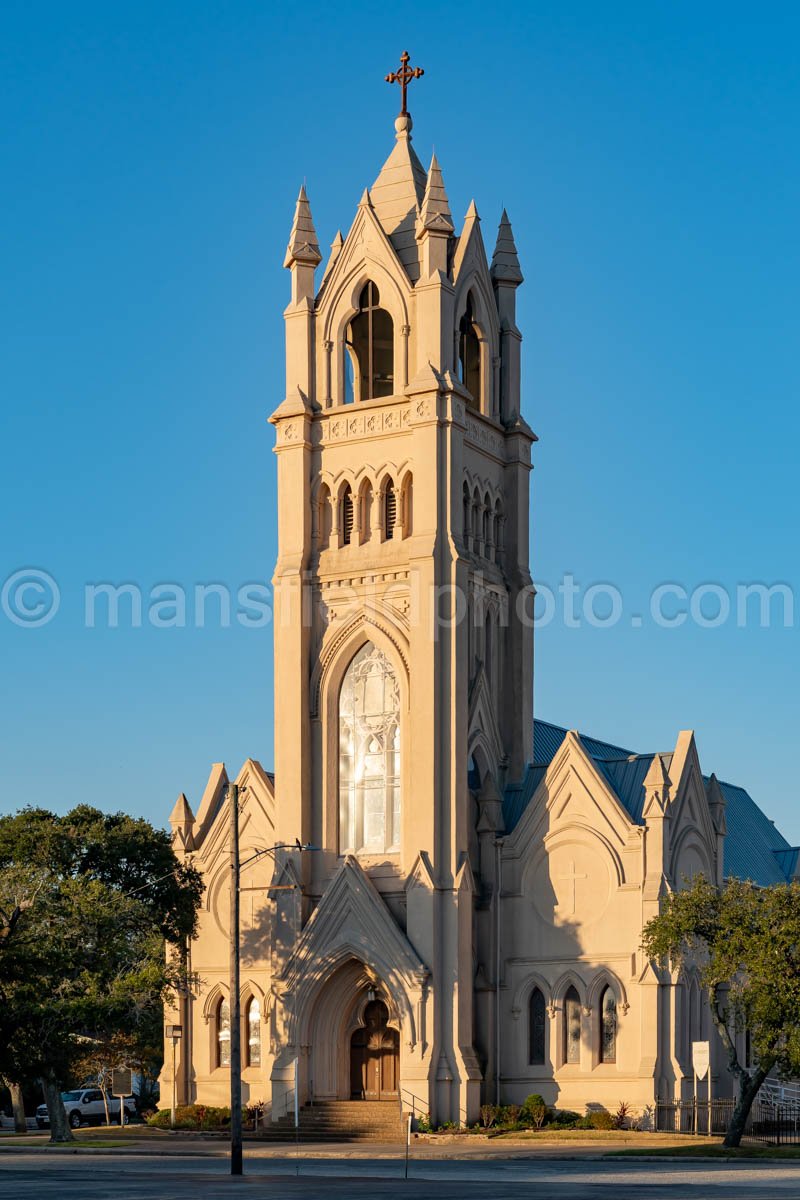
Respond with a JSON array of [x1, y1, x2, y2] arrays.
[[656, 1097, 800, 1145]]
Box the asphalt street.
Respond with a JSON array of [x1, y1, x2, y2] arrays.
[[3, 1154, 800, 1199]]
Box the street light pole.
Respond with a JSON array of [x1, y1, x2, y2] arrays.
[[164, 1024, 182, 1128], [229, 782, 243, 1176]]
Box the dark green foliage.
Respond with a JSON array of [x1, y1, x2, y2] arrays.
[[588, 1109, 615, 1130], [642, 875, 800, 1148], [0, 805, 203, 1142], [148, 1103, 230, 1130], [521, 1093, 549, 1129]]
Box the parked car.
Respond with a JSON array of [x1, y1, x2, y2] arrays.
[[36, 1088, 137, 1130]]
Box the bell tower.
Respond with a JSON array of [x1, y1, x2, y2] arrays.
[[269, 56, 535, 1123]]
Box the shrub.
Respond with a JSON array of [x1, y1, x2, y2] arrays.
[[588, 1110, 615, 1130], [633, 1104, 654, 1132], [521, 1093, 549, 1130], [246, 1099, 265, 1130], [147, 1104, 231, 1131], [479, 1103, 498, 1129], [549, 1108, 581, 1127], [415, 1114, 431, 1134], [613, 1100, 631, 1130]]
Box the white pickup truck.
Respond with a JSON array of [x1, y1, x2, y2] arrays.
[[36, 1088, 137, 1129]]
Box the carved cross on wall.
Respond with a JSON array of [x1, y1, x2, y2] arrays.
[[557, 859, 587, 916], [385, 50, 424, 116]]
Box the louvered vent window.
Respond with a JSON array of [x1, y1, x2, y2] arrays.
[[342, 489, 354, 545], [385, 487, 397, 540]]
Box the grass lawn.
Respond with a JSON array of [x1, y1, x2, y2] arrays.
[[488, 1129, 716, 1146], [0, 1126, 166, 1150], [611, 1143, 800, 1159]]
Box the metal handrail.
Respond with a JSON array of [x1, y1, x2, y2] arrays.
[[399, 1086, 470, 1129]]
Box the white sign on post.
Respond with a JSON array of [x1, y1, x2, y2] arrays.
[[692, 1041, 710, 1079]]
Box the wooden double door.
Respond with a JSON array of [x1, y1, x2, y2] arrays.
[[350, 999, 399, 1099]]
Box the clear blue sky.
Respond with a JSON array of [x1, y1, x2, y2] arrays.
[[2, 2, 798, 840]]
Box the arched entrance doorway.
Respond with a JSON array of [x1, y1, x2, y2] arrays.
[[349, 999, 399, 1100]]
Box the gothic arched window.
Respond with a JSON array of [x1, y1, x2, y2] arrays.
[[339, 642, 401, 854], [458, 292, 482, 409], [384, 480, 397, 540], [341, 485, 354, 546], [217, 997, 231, 1068], [462, 483, 471, 549], [246, 996, 261, 1068], [345, 281, 394, 402], [600, 986, 617, 1064], [564, 986, 581, 1065], [529, 987, 546, 1066]]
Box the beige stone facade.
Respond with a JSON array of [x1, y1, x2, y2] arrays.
[[162, 95, 797, 1125]]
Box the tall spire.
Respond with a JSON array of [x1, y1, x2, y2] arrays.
[[283, 185, 322, 270], [418, 153, 454, 234], [370, 115, 428, 281], [490, 209, 523, 285]]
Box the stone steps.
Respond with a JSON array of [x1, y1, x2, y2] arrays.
[[259, 1100, 405, 1143]]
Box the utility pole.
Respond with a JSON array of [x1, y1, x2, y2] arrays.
[[229, 782, 242, 1176]]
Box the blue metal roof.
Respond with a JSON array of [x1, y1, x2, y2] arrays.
[[502, 764, 547, 832], [717, 779, 797, 886], [533, 719, 633, 766], [503, 721, 798, 887]]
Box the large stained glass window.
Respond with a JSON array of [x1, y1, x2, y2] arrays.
[[339, 642, 401, 854], [217, 998, 231, 1068], [529, 987, 546, 1066], [600, 986, 617, 1064], [564, 986, 581, 1065], [247, 996, 261, 1067]]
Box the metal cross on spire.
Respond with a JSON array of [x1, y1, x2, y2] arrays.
[[385, 50, 424, 117]]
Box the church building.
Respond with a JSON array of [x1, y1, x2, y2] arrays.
[[163, 59, 798, 1127]]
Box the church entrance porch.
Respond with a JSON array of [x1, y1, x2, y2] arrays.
[[350, 999, 399, 1099], [298, 958, 405, 1105]]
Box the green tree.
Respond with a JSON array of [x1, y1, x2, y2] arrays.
[[0, 806, 203, 1143], [642, 875, 800, 1147]]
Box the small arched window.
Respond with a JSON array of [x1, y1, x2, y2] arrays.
[[341, 486, 354, 546], [463, 483, 471, 549], [458, 292, 482, 409], [529, 987, 546, 1066], [246, 996, 261, 1068], [217, 997, 231, 1068], [345, 282, 394, 402], [482, 493, 491, 556], [600, 986, 617, 1064], [564, 986, 581, 1065], [384, 481, 397, 540]]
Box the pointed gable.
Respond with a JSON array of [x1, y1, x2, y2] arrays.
[[370, 114, 428, 282]]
